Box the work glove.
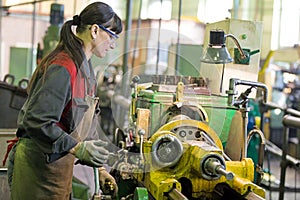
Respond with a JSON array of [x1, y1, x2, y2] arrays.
[[99, 167, 118, 198], [69, 140, 109, 167]]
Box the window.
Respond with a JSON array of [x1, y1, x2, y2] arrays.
[[271, 0, 300, 49]]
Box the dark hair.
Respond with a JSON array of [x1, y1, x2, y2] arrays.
[[28, 2, 122, 91]]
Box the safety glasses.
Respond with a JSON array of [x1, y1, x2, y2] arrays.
[[98, 24, 119, 40]]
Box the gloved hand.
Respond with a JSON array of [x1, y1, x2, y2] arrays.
[[69, 140, 109, 167], [99, 167, 118, 198]]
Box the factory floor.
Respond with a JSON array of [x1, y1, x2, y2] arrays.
[[261, 152, 300, 200]]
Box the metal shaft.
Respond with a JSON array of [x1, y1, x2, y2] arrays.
[[205, 158, 234, 180], [167, 188, 188, 200], [215, 166, 234, 180]]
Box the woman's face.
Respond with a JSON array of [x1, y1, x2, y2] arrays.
[[91, 25, 117, 58]]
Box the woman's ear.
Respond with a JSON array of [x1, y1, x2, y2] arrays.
[[90, 24, 99, 40]]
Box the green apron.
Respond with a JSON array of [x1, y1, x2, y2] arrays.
[[10, 138, 75, 200]]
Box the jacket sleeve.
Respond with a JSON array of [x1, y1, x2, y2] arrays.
[[21, 64, 78, 155]]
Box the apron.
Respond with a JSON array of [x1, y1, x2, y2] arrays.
[[71, 57, 99, 142], [9, 59, 99, 200], [71, 95, 99, 142]]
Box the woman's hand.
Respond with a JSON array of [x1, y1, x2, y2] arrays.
[[98, 167, 118, 198]]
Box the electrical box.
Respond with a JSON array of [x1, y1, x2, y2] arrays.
[[9, 47, 33, 84], [200, 19, 263, 96]]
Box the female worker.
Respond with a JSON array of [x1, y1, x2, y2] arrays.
[[8, 2, 122, 199]]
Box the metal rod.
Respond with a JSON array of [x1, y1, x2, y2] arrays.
[[73, 0, 77, 15], [279, 114, 300, 199], [94, 167, 100, 195], [227, 78, 268, 108], [30, 1, 37, 76], [226, 34, 246, 59], [226, 78, 268, 159], [247, 127, 266, 184], [174, 0, 182, 76], [155, 0, 163, 75], [241, 103, 249, 159], [279, 126, 289, 200], [282, 115, 300, 129], [215, 166, 234, 180], [167, 188, 188, 200], [131, 0, 142, 69], [219, 64, 225, 92], [122, 0, 133, 76], [118, 0, 133, 129]]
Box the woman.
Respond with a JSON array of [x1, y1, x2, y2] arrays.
[[8, 2, 122, 199]]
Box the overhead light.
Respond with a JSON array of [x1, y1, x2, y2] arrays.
[[201, 29, 247, 64]]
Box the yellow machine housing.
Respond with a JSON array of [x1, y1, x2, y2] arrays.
[[112, 75, 266, 200]]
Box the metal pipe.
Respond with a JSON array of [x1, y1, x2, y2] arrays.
[[227, 78, 268, 132], [279, 126, 289, 200], [226, 78, 238, 107], [73, 0, 77, 15], [175, 0, 182, 76], [282, 115, 300, 129], [227, 78, 268, 159], [266, 140, 300, 168], [215, 166, 234, 180], [227, 78, 268, 106], [286, 108, 300, 118], [155, 0, 163, 74], [131, 0, 142, 69], [279, 115, 300, 199], [93, 167, 100, 195], [226, 34, 247, 59], [138, 129, 145, 164], [117, 0, 133, 129], [232, 0, 239, 19], [122, 0, 132, 76], [167, 188, 188, 200], [260, 102, 300, 118], [30, 1, 37, 76], [247, 127, 266, 184], [241, 103, 249, 159]]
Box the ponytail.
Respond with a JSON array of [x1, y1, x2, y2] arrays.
[[59, 20, 85, 68], [28, 19, 85, 92]]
